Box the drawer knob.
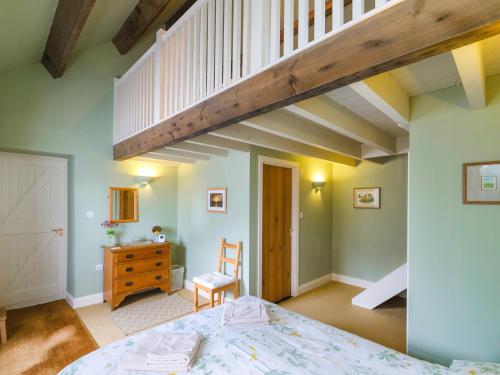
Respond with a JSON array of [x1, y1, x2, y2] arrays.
[[155, 262, 162, 267], [126, 254, 134, 259], [155, 250, 163, 255], [155, 275, 162, 280], [125, 267, 134, 272], [125, 281, 134, 287]]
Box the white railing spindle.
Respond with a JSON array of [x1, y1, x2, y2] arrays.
[[353, 0, 365, 20], [333, 0, 344, 30], [298, 0, 309, 48], [232, 0, 242, 82], [283, 0, 294, 56], [314, 0, 325, 40], [270, 0, 281, 62]]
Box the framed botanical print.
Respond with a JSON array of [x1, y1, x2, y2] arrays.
[[463, 161, 500, 204], [207, 188, 227, 213], [354, 187, 381, 209]]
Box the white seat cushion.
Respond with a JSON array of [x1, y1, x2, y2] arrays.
[[193, 272, 235, 289]]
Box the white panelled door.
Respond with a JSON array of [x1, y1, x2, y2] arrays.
[[0, 152, 67, 309]]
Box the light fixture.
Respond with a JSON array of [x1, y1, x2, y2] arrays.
[[135, 176, 154, 186], [312, 181, 326, 193]]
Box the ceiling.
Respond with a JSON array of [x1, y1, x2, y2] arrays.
[[391, 34, 500, 97], [0, 0, 188, 75]]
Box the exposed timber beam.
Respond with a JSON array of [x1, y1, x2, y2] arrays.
[[185, 135, 251, 153], [241, 110, 362, 159], [114, 0, 500, 160], [164, 0, 197, 31], [113, 0, 171, 55], [145, 152, 196, 164], [132, 156, 181, 167], [361, 136, 409, 159], [154, 148, 211, 161], [349, 73, 410, 131], [42, 0, 96, 78], [167, 143, 228, 157], [452, 42, 486, 110], [211, 124, 357, 166], [285, 95, 396, 154]]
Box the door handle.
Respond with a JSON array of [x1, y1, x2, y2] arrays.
[[52, 228, 64, 237]]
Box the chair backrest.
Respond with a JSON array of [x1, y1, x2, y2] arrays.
[[217, 238, 241, 279]]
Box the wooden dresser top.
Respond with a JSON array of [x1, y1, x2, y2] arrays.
[[102, 242, 171, 253]]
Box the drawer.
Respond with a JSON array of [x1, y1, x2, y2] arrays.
[[115, 270, 169, 294], [115, 257, 169, 278], [115, 246, 169, 263]]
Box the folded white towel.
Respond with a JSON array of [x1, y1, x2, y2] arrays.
[[221, 302, 270, 326], [147, 332, 201, 363], [118, 331, 201, 373]]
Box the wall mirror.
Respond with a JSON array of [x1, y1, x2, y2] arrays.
[[463, 161, 500, 204], [109, 187, 139, 223]]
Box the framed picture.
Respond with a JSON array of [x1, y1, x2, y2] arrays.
[[207, 188, 227, 213], [354, 187, 381, 209], [463, 161, 500, 204]]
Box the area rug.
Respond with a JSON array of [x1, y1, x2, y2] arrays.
[[110, 293, 193, 335], [0, 300, 98, 375]]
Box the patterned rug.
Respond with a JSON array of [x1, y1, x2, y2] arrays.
[[110, 293, 193, 335]]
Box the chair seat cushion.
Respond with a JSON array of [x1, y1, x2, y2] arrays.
[[193, 272, 235, 289]]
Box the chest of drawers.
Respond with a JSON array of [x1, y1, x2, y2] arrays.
[[103, 242, 171, 310]]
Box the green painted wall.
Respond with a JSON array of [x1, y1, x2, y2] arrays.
[[408, 74, 500, 365], [249, 147, 333, 294], [0, 40, 178, 298], [177, 152, 251, 295], [332, 156, 408, 281]]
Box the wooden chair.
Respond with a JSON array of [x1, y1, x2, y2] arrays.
[[192, 239, 241, 312], [0, 307, 6, 345]]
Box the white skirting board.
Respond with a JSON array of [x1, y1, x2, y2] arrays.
[[298, 273, 374, 295], [66, 292, 103, 309]]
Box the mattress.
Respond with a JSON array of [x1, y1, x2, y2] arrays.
[[60, 296, 449, 374]]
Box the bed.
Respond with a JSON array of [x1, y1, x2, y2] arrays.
[[60, 296, 449, 374]]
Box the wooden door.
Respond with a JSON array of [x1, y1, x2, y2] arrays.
[[0, 152, 67, 309], [262, 164, 292, 303]]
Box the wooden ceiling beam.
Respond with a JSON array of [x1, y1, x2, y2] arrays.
[[114, 0, 500, 160], [185, 135, 252, 153], [113, 0, 171, 55], [241, 110, 362, 159], [164, 0, 197, 31], [166, 142, 229, 157], [285, 95, 397, 154], [41, 0, 96, 78], [349, 73, 411, 131], [210, 124, 358, 166], [452, 42, 486, 109]]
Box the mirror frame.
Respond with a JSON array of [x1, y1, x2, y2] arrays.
[[109, 187, 139, 223]]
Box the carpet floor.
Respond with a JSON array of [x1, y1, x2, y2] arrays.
[[280, 281, 407, 353], [0, 300, 98, 375]]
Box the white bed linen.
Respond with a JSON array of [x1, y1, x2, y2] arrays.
[[60, 296, 449, 375]]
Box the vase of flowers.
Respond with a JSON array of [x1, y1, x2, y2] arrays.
[[101, 220, 118, 245]]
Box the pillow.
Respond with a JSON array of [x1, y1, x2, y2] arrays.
[[450, 360, 500, 375]]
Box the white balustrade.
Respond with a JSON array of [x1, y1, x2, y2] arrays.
[[113, 0, 393, 145]]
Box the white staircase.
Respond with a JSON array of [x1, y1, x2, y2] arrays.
[[352, 263, 407, 310]]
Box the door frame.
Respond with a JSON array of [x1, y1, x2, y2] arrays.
[[0, 151, 68, 309], [257, 155, 299, 299]]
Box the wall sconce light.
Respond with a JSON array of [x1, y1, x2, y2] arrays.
[[135, 176, 154, 186], [312, 181, 326, 193]]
